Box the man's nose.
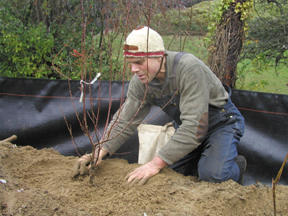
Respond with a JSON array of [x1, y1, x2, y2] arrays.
[[130, 64, 139, 73]]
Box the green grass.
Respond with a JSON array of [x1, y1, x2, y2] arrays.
[[168, 35, 288, 95], [163, 35, 208, 63], [236, 59, 288, 95]]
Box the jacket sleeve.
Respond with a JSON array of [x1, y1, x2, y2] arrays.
[[157, 61, 210, 165], [102, 76, 151, 154]]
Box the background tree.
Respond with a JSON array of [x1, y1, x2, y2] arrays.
[[242, 0, 288, 68], [207, 0, 253, 88], [0, 0, 113, 78]]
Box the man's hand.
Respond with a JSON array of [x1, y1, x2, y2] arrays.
[[125, 156, 167, 185], [72, 153, 92, 178], [72, 148, 108, 178]]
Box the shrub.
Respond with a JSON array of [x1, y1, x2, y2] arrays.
[[0, 10, 54, 78]]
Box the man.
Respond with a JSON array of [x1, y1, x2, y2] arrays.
[[74, 26, 246, 185]]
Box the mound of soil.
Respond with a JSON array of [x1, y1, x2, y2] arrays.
[[1, 141, 288, 216]]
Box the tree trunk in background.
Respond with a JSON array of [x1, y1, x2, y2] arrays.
[[208, 0, 245, 88]]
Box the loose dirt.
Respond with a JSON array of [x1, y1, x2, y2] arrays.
[[1, 141, 288, 216]]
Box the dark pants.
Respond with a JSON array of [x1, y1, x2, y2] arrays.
[[170, 98, 245, 182]]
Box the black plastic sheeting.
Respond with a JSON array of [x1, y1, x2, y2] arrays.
[[1, 77, 287, 186]]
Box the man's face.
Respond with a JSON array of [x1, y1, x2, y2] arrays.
[[126, 57, 162, 84]]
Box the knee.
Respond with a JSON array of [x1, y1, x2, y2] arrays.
[[198, 166, 231, 183]]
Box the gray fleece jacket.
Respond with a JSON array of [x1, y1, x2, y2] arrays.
[[102, 51, 229, 165]]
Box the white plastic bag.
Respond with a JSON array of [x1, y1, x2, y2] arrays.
[[137, 122, 175, 164]]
